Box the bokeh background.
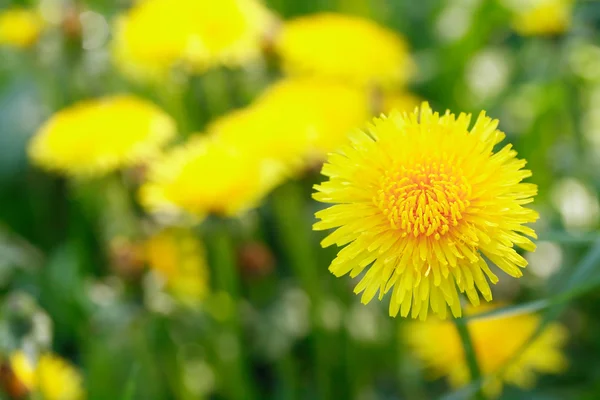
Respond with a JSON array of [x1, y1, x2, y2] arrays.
[[1, 0, 599, 399]]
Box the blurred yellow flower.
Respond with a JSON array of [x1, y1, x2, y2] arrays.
[[378, 91, 421, 116], [113, 0, 275, 79], [254, 78, 370, 156], [276, 13, 412, 88], [206, 105, 309, 170], [140, 135, 283, 218], [0, 8, 44, 48], [511, 0, 573, 36], [146, 228, 210, 303], [28, 95, 176, 178], [11, 351, 85, 400], [406, 305, 568, 397], [314, 103, 538, 320], [207, 78, 369, 171]]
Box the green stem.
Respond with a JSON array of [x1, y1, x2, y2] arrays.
[[453, 318, 485, 400], [274, 354, 298, 400], [271, 182, 331, 399], [200, 68, 232, 120], [204, 222, 256, 400], [208, 223, 241, 299], [157, 82, 192, 136]]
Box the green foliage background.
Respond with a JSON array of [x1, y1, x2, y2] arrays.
[[1, 0, 600, 399]]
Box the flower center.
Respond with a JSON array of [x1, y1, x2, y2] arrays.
[[375, 161, 471, 239]]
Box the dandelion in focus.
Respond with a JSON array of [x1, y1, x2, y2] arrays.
[[510, 0, 573, 36], [140, 135, 284, 219], [10, 351, 84, 400], [146, 228, 210, 304], [406, 305, 568, 397], [276, 13, 412, 88], [314, 103, 538, 319], [0, 8, 44, 48], [113, 0, 275, 79], [28, 95, 176, 178]]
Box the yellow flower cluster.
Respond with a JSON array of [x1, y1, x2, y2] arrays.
[[0, 8, 44, 48], [28, 95, 176, 178], [145, 228, 210, 303], [139, 77, 370, 219], [314, 103, 539, 319], [113, 0, 275, 79], [406, 305, 568, 397], [11, 351, 84, 400]]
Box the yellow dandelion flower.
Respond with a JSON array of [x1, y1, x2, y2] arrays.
[[406, 305, 568, 397], [140, 135, 283, 218], [11, 351, 85, 400], [313, 103, 538, 320], [276, 13, 412, 88], [28, 95, 176, 178], [0, 8, 44, 48], [113, 0, 275, 79], [146, 228, 210, 303], [511, 0, 573, 36]]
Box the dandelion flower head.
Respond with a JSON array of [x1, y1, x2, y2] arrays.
[[28, 95, 176, 178], [406, 305, 568, 397], [314, 103, 539, 320], [140, 135, 283, 219], [510, 0, 573, 36], [146, 228, 210, 303], [10, 351, 84, 400], [113, 0, 276, 79], [0, 8, 44, 48], [276, 13, 412, 88]]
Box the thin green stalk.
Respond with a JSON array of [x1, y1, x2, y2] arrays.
[[271, 182, 321, 300], [157, 82, 193, 136], [274, 354, 298, 400], [271, 182, 331, 399], [208, 223, 241, 299], [453, 318, 485, 400], [200, 68, 233, 119], [204, 222, 256, 400]]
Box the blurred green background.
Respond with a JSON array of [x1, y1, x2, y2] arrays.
[[1, 0, 600, 399]]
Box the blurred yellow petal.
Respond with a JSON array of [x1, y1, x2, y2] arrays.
[[28, 95, 176, 178], [10, 352, 84, 400], [276, 13, 412, 88], [146, 228, 210, 304], [140, 135, 283, 218], [0, 8, 44, 48], [113, 0, 276, 80], [511, 0, 573, 36]]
